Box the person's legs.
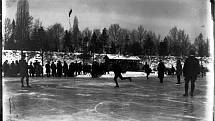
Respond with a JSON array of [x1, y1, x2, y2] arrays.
[[159, 77, 163, 83], [114, 75, 119, 87], [26, 75, 30, 87], [190, 79, 195, 97], [21, 76, 24, 87], [176, 75, 180, 84], [146, 73, 149, 79], [183, 78, 189, 96]]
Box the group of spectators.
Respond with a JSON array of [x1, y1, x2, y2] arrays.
[[2, 60, 20, 77], [44, 61, 109, 78], [2, 59, 111, 78], [2, 60, 43, 77]]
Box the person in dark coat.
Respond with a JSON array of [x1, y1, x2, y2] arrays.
[[38, 62, 43, 77], [63, 61, 68, 77], [19, 55, 31, 87], [34, 61, 40, 77], [15, 60, 20, 75], [176, 59, 182, 84], [68, 62, 75, 77], [74, 61, 78, 76], [77, 62, 82, 75], [10, 61, 16, 76], [57, 61, 62, 77], [157, 60, 166, 83], [3, 60, 10, 76], [112, 61, 132, 88], [144, 62, 151, 79], [183, 50, 200, 97], [28, 62, 35, 77], [51, 62, 57, 77], [45, 61, 51, 77]]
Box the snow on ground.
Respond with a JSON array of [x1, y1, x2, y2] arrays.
[[76, 71, 163, 78]]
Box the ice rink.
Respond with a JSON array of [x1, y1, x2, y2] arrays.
[[3, 72, 213, 121]]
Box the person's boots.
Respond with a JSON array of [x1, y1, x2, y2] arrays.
[[21, 77, 24, 87], [183, 83, 189, 97], [114, 78, 119, 88], [26, 78, 31, 88], [190, 82, 195, 97]]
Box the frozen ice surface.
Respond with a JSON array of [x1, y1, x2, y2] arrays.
[[3, 73, 212, 121]]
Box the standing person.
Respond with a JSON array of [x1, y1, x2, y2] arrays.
[[34, 61, 40, 77], [68, 62, 75, 77], [10, 61, 16, 76], [3, 60, 9, 76], [19, 54, 31, 87], [45, 61, 51, 77], [112, 61, 132, 88], [157, 60, 166, 83], [74, 61, 78, 76], [176, 59, 182, 84], [57, 61, 62, 77], [144, 62, 151, 79], [29, 62, 35, 77], [183, 50, 200, 97], [51, 62, 57, 77], [15, 60, 20, 76], [63, 61, 68, 77]]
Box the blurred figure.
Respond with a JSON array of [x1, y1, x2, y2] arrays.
[[83, 63, 88, 75], [68, 62, 75, 77], [77, 62, 82, 75], [176, 59, 182, 84], [51, 62, 57, 77], [171, 65, 175, 75], [34, 61, 40, 77], [15, 60, 20, 75], [63, 61, 68, 77], [45, 61, 51, 77], [74, 61, 78, 76], [157, 60, 166, 83], [144, 62, 151, 79], [39, 63, 43, 77], [3, 60, 9, 76], [19, 54, 31, 87], [29, 62, 35, 77], [91, 61, 99, 78], [10, 61, 16, 76], [183, 50, 200, 97], [112, 61, 132, 88], [57, 61, 62, 77]]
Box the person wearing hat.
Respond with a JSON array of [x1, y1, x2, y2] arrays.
[[183, 49, 200, 97], [19, 54, 31, 87]]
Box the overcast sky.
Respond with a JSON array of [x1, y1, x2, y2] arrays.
[[3, 0, 212, 41]]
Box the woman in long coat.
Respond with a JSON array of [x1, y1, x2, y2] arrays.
[[157, 60, 166, 83]]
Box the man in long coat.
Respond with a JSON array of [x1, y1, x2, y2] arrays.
[[183, 50, 200, 97]]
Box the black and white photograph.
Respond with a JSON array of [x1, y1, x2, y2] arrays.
[[2, 0, 214, 120]]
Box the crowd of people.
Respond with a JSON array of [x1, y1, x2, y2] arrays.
[[2, 59, 109, 78], [2, 49, 206, 97], [2, 60, 43, 77]]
